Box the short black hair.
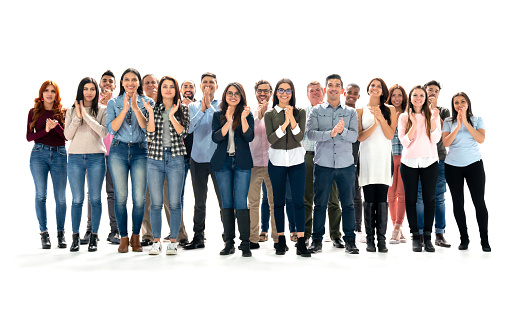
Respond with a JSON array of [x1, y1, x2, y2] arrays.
[[254, 79, 272, 92], [424, 80, 442, 90], [325, 74, 343, 88], [201, 72, 217, 83], [101, 70, 115, 80]]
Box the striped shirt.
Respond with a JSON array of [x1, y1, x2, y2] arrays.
[[147, 103, 189, 160]]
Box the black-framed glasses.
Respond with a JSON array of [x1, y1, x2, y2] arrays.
[[256, 89, 271, 94], [226, 91, 241, 98], [277, 88, 292, 95]]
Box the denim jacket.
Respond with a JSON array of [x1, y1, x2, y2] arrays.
[[106, 93, 154, 143]]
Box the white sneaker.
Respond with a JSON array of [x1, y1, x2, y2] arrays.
[[149, 242, 162, 255], [166, 242, 178, 255], [355, 231, 367, 243]]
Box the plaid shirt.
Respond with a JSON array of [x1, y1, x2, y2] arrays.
[[147, 103, 189, 160], [392, 127, 403, 156], [301, 105, 316, 152]]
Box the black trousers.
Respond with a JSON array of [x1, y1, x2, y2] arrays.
[[445, 160, 488, 243], [190, 158, 223, 238], [400, 162, 438, 234]]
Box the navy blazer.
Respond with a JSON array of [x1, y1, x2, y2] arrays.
[[211, 111, 254, 171]]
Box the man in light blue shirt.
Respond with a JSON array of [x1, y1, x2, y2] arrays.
[[183, 72, 223, 250], [306, 74, 359, 254]]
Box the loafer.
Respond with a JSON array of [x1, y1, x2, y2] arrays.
[[435, 233, 451, 248], [332, 238, 345, 248], [183, 237, 205, 250], [107, 231, 120, 244]]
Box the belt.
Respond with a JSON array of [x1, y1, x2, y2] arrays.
[[306, 151, 315, 155]]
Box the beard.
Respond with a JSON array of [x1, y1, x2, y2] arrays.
[[183, 92, 194, 101]]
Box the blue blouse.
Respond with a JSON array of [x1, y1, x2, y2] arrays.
[[442, 116, 484, 167], [106, 93, 154, 143]]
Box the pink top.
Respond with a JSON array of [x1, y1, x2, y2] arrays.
[[249, 106, 271, 167], [398, 112, 441, 160], [103, 134, 113, 155]]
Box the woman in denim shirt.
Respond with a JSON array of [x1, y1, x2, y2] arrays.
[[143, 76, 189, 256], [211, 83, 254, 257], [106, 68, 154, 253], [64, 77, 107, 252], [27, 80, 67, 249]]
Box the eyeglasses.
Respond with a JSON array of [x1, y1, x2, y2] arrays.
[[277, 88, 292, 95], [256, 89, 271, 94], [226, 91, 241, 98]]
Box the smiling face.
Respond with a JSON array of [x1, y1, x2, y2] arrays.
[[225, 85, 241, 107], [100, 75, 116, 93], [453, 95, 468, 113], [325, 79, 343, 104], [410, 88, 427, 109], [276, 83, 292, 106], [255, 83, 272, 104], [181, 80, 196, 100], [426, 84, 440, 100], [161, 79, 176, 101], [143, 75, 158, 98], [42, 84, 57, 105], [390, 88, 404, 108], [122, 72, 139, 95], [307, 84, 324, 106], [201, 76, 218, 96], [344, 85, 360, 108], [83, 83, 97, 103], [368, 80, 383, 98]]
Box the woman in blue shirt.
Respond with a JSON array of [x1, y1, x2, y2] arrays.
[[106, 68, 154, 253], [442, 92, 489, 252], [211, 82, 254, 257]]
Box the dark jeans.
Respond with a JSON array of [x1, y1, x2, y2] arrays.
[[87, 155, 117, 233], [417, 160, 446, 234], [214, 155, 251, 210], [312, 164, 356, 241], [190, 158, 223, 238], [268, 161, 305, 234], [260, 178, 296, 232], [260, 181, 269, 232], [400, 162, 438, 235], [445, 160, 488, 243]]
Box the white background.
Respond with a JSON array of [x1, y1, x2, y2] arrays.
[[2, 0, 516, 331]]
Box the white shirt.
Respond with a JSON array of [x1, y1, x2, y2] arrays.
[[267, 106, 305, 167]]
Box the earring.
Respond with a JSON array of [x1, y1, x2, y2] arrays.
[[41, 97, 44, 101]]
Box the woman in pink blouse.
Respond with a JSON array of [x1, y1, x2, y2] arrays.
[[398, 85, 441, 252]]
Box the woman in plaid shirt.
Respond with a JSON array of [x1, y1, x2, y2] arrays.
[[144, 76, 190, 255]]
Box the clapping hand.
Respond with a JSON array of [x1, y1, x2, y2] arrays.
[[45, 118, 58, 132], [74, 100, 82, 119], [241, 106, 251, 122], [331, 118, 344, 137], [169, 100, 182, 121], [369, 105, 382, 124]]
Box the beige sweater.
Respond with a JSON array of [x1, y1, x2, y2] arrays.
[[64, 105, 108, 154]]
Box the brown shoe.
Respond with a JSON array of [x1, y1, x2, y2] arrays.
[[131, 234, 143, 252], [435, 233, 451, 248], [259, 232, 268, 242], [118, 237, 129, 253]]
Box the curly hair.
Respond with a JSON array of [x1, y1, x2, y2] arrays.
[[30, 80, 65, 132]]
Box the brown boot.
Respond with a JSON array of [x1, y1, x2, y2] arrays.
[[131, 234, 143, 252], [118, 237, 129, 253]]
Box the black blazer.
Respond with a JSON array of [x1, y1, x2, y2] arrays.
[[211, 111, 254, 171]]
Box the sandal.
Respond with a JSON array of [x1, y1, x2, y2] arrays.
[[290, 233, 298, 242], [259, 232, 268, 242]]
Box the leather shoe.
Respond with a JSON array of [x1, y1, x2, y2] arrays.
[[177, 239, 189, 247], [308, 239, 322, 253], [140, 239, 153, 247], [107, 231, 120, 244], [131, 234, 143, 252], [332, 238, 345, 248], [41, 231, 51, 249], [118, 237, 129, 253], [435, 233, 451, 248], [183, 237, 205, 250], [57, 230, 67, 248], [220, 242, 235, 255], [81, 230, 91, 245], [345, 238, 359, 254]]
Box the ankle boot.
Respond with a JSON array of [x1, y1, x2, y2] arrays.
[[364, 202, 376, 252], [276, 235, 287, 255], [423, 231, 435, 252], [296, 237, 311, 257], [88, 233, 98, 252], [118, 236, 129, 253], [220, 241, 235, 255], [412, 233, 422, 252], [240, 242, 251, 257], [70, 233, 80, 252], [130, 234, 142, 252], [376, 202, 388, 253], [41, 231, 51, 249], [57, 230, 67, 248], [458, 238, 470, 250]]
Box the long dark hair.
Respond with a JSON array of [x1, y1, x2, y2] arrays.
[[118, 68, 144, 96], [220, 82, 247, 131], [386, 84, 408, 113], [74, 77, 99, 117], [156, 76, 186, 126], [450, 92, 474, 127], [273, 78, 296, 108], [405, 85, 432, 140], [367, 78, 391, 125]]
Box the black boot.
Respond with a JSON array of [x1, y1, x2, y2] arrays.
[[88, 233, 98, 252], [220, 208, 236, 255], [296, 237, 311, 257], [236, 209, 251, 257], [412, 233, 422, 252], [276, 235, 287, 255], [220, 241, 235, 255], [458, 237, 470, 250], [70, 233, 80, 252], [41, 231, 51, 249], [364, 202, 376, 252], [57, 230, 67, 248], [376, 202, 388, 253], [423, 231, 435, 252]]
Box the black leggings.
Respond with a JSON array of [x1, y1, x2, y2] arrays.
[[362, 184, 389, 203], [400, 162, 438, 234], [445, 160, 488, 243]]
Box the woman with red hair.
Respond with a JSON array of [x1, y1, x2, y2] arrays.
[[27, 81, 68, 249]]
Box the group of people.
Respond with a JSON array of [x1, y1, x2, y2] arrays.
[[26, 69, 491, 258]]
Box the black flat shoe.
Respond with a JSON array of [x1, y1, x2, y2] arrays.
[[482, 243, 491, 252], [107, 231, 120, 244], [57, 230, 67, 248], [345, 238, 359, 254], [308, 239, 322, 253], [70, 233, 80, 252], [220, 242, 235, 255], [41, 231, 51, 249], [183, 237, 205, 250], [140, 239, 153, 247], [332, 238, 345, 248]]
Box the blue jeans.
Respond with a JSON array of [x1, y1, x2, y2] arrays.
[[260, 179, 296, 232], [68, 154, 106, 234], [268, 161, 305, 234], [181, 156, 190, 209], [215, 155, 251, 210], [313, 164, 356, 241], [417, 160, 446, 234], [108, 139, 148, 238], [147, 150, 185, 240], [30, 143, 67, 233]]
